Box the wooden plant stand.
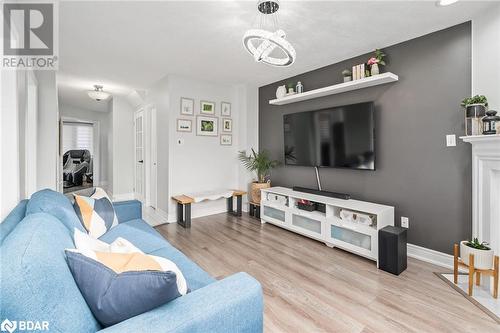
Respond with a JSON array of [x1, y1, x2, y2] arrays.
[[453, 243, 499, 298]]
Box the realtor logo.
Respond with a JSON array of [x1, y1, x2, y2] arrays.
[[0, 319, 16, 333], [1, 1, 58, 69]]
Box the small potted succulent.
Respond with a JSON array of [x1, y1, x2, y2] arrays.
[[460, 238, 494, 270], [287, 82, 295, 95], [461, 95, 488, 136], [238, 149, 281, 203], [342, 69, 352, 82], [367, 49, 386, 75]]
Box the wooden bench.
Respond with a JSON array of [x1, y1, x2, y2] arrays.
[[172, 189, 247, 228]]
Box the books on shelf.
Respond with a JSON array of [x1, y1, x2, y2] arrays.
[[352, 64, 366, 81]]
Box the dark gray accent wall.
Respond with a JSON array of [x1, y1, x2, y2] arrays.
[[259, 22, 471, 255]]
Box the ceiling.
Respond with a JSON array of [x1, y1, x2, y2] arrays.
[[58, 0, 494, 112]]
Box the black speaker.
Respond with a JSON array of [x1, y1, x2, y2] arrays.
[[379, 226, 407, 275]]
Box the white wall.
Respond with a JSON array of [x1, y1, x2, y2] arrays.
[[473, 3, 500, 110], [59, 103, 111, 186], [0, 69, 21, 220], [111, 96, 135, 199], [35, 71, 59, 191]]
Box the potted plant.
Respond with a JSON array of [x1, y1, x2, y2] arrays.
[[238, 149, 280, 203], [287, 82, 295, 95], [367, 49, 386, 75], [342, 69, 352, 82], [461, 95, 488, 136], [460, 238, 494, 270]]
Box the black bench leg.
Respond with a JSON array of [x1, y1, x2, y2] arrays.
[[227, 197, 233, 213], [177, 203, 192, 228], [249, 203, 255, 217], [236, 195, 242, 217]]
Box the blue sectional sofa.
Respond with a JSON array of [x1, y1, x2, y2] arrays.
[[1, 189, 263, 333]]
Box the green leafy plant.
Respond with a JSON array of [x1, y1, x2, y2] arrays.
[[287, 82, 295, 90], [465, 238, 491, 250], [461, 95, 488, 107], [342, 69, 351, 77], [238, 149, 280, 183], [367, 49, 386, 66]]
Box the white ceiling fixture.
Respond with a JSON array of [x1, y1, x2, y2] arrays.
[[243, 0, 296, 67], [437, 0, 459, 6], [87, 85, 111, 102]]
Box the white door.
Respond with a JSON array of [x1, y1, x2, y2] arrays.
[[145, 106, 157, 208], [134, 110, 145, 202]]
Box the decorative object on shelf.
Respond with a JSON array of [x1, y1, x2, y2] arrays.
[[87, 85, 111, 101], [340, 209, 374, 226], [180, 97, 194, 116], [454, 241, 498, 298], [276, 85, 287, 99], [200, 101, 216, 115], [266, 192, 288, 206], [287, 82, 295, 95], [482, 110, 499, 135], [221, 102, 231, 116], [222, 118, 232, 132], [367, 49, 386, 76], [295, 81, 303, 94], [220, 134, 232, 146], [196, 116, 218, 136], [242, 0, 296, 67], [461, 95, 488, 136], [176, 119, 192, 132], [352, 64, 366, 80], [342, 69, 352, 82], [238, 148, 280, 203], [297, 199, 316, 212]]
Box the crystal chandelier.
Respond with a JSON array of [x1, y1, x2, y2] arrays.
[[243, 0, 296, 67]]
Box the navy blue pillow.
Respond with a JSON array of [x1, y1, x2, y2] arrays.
[[65, 251, 183, 326]]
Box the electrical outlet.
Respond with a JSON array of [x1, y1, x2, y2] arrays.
[[401, 216, 409, 228], [446, 134, 456, 147]]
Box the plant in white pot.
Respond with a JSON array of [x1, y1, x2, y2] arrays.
[[238, 149, 280, 203], [460, 238, 494, 270]]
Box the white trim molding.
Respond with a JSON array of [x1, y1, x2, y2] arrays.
[[407, 243, 455, 270], [113, 192, 135, 201]]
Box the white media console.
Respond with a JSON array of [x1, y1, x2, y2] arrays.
[[260, 187, 395, 266]]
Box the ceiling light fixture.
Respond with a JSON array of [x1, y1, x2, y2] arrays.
[[243, 0, 296, 67], [87, 85, 111, 101], [436, 0, 459, 6]]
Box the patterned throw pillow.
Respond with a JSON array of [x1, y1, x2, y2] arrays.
[[66, 232, 188, 326], [73, 188, 118, 238]]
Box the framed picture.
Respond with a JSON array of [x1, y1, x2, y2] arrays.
[[200, 101, 216, 115], [221, 102, 231, 116], [180, 97, 194, 116], [196, 116, 218, 136], [177, 119, 192, 132], [220, 134, 232, 146], [222, 118, 232, 132]]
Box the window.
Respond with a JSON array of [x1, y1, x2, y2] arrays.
[[63, 122, 94, 155]]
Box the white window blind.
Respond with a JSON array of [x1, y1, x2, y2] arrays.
[[63, 122, 93, 155]]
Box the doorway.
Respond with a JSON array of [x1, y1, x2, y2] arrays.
[[61, 120, 99, 194]]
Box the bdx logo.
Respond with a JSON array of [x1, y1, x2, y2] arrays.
[[3, 3, 53, 55]]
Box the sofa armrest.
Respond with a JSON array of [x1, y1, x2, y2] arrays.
[[98, 272, 263, 333], [113, 200, 142, 223]]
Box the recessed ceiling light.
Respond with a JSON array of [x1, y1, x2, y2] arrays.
[[436, 0, 459, 6], [87, 85, 111, 102]]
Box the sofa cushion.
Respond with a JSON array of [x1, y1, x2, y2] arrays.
[[100, 219, 215, 291], [1, 212, 100, 333], [0, 199, 28, 245], [73, 188, 118, 238], [99, 219, 169, 253], [26, 189, 85, 233]]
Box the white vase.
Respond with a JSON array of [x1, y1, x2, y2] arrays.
[[276, 85, 286, 99], [460, 240, 494, 270], [371, 63, 380, 76]]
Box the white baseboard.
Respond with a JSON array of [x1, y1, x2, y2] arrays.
[[407, 243, 454, 270], [113, 192, 135, 201]]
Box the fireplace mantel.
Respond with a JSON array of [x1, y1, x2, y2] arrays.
[[460, 135, 500, 260]]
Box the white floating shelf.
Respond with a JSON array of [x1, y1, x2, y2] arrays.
[[269, 72, 399, 106]]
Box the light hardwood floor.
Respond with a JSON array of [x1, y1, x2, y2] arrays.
[[155, 213, 499, 333]]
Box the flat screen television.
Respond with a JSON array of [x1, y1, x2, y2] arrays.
[[283, 102, 375, 170]]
